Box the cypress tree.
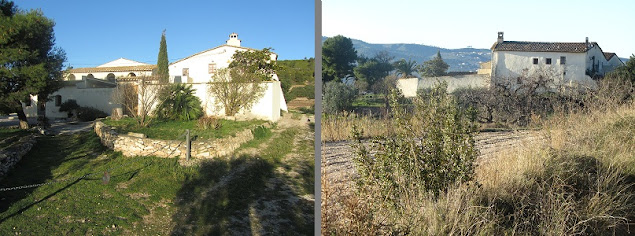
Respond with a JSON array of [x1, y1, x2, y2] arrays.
[[157, 30, 169, 83]]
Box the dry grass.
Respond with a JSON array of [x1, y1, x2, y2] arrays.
[[322, 112, 388, 142], [322, 100, 635, 235]]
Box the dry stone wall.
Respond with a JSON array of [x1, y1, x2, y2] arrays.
[[94, 121, 253, 159], [0, 134, 37, 180]]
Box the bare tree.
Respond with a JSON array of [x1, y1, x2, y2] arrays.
[[207, 68, 266, 116], [112, 76, 162, 127]]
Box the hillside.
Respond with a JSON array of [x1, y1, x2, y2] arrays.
[[322, 36, 491, 72], [277, 59, 315, 107]]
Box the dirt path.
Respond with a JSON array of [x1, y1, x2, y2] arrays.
[[322, 130, 543, 187], [222, 112, 315, 235]]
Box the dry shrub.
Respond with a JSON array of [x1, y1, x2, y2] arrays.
[[197, 116, 221, 130], [322, 87, 635, 234], [321, 111, 388, 142]]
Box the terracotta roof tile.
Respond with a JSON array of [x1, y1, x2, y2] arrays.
[[69, 65, 156, 73], [492, 41, 598, 53], [603, 52, 617, 60]]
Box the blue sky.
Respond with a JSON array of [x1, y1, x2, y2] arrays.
[[14, 0, 315, 68], [323, 0, 635, 59]]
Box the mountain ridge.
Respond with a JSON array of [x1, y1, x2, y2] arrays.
[[321, 36, 491, 72]]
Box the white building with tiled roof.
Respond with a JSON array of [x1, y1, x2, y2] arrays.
[[169, 33, 278, 83], [491, 32, 623, 90], [65, 58, 155, 81], [168, 33, 286, 121]]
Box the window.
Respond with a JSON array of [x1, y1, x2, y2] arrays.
[[174, 76, 182, 83], [55, 95, 62, 106], [533, 58, 538, 64], [182, 68, 189, 77], [560, 56, 566, 65], [127, 72, 136, 77], [106, 73, 115, 82], [208, 63, 217, 74], [546, 58, 552, 65]]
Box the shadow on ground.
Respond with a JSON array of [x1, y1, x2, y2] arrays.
[[170, 154, 313, 235], [0, 132, 107, 221]]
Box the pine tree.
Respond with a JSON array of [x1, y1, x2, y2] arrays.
[[0, 0, 66, 129], [157, 30, 169, 83], [419, 50, 449, 77]]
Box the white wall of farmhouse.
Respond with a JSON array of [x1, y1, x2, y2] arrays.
[[492, 51, 595, 89], [168, 45, 277, 84], [22, 86, 119, 119], [492, 51, 588, 83], [186, 81, 286, 122], [169, 46, 244, 83]]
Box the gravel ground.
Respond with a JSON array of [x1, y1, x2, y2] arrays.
[[321, 130, 544, 187]]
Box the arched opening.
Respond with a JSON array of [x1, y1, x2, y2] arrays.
[[67, 74, 76, 81], [87, 74, 94, 79], [128, 72, 136, 77], [106, 73, 116, 82]]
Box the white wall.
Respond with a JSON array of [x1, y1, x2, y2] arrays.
[[492, 50, 594, 89], [23, 86, 120, 119], [169, 46, 247, 83], [397, 75, 490, 98], [138, 81, 286, 122]]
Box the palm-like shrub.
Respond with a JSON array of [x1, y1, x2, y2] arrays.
[[155, 84, 203, 121]]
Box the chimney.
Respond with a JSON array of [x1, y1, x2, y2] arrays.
[[497, 32, 504, 43], [226, 32, 241, 47], [585, 37, 589, 45]]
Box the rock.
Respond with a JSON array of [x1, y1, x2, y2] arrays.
[[127, 132, 147, 138]]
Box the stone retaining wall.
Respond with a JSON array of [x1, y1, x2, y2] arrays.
[[0, 134, 37, 180], [94, 121, 253, 159]]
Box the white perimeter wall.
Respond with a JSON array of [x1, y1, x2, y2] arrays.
[[23, 86, 119, 119], [397, 74, 490, 97]]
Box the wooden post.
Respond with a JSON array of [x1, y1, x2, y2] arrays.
[[186, 129, 191, 161]]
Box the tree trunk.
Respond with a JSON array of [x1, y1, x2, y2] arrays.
[[16, 102, 29, 129]]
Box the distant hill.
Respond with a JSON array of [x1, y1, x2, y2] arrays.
[[322, 36, 491, 72]]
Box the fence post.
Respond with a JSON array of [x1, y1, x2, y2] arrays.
[[186, 129, 191, 161]]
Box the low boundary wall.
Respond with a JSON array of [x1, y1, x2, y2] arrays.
[[0, 134, 37, 180], [94, 121, 253, 159]]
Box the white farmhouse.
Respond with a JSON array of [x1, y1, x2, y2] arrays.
[[26, 33, 288, 122], [168, 33, 287, 121], [491, 32, 624, 90]]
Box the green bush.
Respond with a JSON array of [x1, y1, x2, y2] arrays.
[[155, 84, 203, 121], [58, 99, 80, 117], [353, 83, 478, 197], [323, 81, 356, 113], [76, 106, 108, 121], [197, 116, 221, 130], [252, 125, 271, 140]]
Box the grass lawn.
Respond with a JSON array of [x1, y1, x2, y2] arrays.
[[0, 119, 314, 234], [102, 117, 267, 140], [352, 94, 386, 108], [0, 128, 34, 149]]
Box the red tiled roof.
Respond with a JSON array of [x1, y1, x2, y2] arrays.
[[69, 65, 156, 73], [492, 41, 599, 53], [603, 52, 617, 60]]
